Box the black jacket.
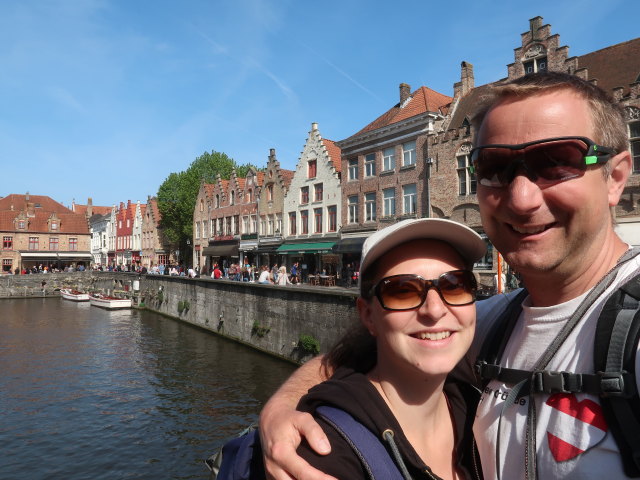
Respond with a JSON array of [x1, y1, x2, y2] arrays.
[[296, 366, 482, 480]]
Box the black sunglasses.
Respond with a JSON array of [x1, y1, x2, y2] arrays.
[[368, 270, 477, 311], [470, 136, 615, 188]]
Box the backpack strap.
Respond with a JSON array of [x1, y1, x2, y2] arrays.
[[595, 273, 640, 477], [316, 406, 408, 480]]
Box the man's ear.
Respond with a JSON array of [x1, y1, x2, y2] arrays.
[[608, 151, 632, 207], [357, 297, 376, 337]]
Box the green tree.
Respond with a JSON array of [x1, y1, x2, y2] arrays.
[[156, 150, 258, 265]]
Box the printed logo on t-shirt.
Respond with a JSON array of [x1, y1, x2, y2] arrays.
[[544, 393, 608, 462]]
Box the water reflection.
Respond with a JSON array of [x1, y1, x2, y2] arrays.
[[0, 298, 296, 480]]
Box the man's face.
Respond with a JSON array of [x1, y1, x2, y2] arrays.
[[476, 90, 616, 281]]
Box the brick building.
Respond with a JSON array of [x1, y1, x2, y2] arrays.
[[256, 149, 293, 267], [280, 123, 341, 275], [334, 83, 452, 270], [141, 196, 171, 269], [0, 193, 92, 272], [428, 16, 640, 286]]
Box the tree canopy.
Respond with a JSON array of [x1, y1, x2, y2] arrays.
[[157, 150, 258, 261]]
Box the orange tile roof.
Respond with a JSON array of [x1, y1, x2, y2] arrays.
[[0, 194, 73, 214], [322, 138, 342, 173], [349, 86, 452, 139], [280, 169, 295, 188], [0, 210, 89, 234], [256, 171, 265, 186]]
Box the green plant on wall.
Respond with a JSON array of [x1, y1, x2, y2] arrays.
[[252, 320, 270, 338], [177, 299, 191, 314], [298, 334, 320, 355], [157, 290, 164, 304]]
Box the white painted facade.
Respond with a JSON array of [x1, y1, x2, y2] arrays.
[[283, 123, 341, 241]]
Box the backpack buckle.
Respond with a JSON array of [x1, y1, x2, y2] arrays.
[[532, 370, 582, 394], [475, 361, 502, 380], [598, 371, 634, 398]]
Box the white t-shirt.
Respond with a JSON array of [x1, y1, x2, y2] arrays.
[[471, 256, 640, 479]]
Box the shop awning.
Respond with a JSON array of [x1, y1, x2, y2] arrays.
[[332, 237, 367, 254], [202, 244, 239, 257], [239, 240, 259, 251], [57, 252, 93, 259], [276, 242, 336, 254]]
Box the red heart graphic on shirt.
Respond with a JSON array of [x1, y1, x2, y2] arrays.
[[545, 393, 608, 462]]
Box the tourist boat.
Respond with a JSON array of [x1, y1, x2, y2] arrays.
[[60, 289, 90, 302], [89, 294, 132, 310]]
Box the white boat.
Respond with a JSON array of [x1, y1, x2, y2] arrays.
[[60, 289, 90, 302], [89, 294, 132, 310]]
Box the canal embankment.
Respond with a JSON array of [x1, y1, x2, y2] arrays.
[[0, 272, 359, 364]]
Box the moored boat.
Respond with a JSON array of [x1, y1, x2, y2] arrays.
[[89, 294, 132, 310], [60, 289, 90, 302]]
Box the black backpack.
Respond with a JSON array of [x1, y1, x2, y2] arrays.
[[475, 271, 640, 478]]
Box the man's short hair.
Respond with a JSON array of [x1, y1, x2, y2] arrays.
[[473, 72, 628, 155]]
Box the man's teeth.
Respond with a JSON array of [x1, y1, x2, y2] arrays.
[[512, 224, 547, 234], [418, 331, 451, 341]]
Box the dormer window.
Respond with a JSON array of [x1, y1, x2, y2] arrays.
[[524, 56, 547, 74], [18, 220, 26, 229], [51, 222, 58, 230]]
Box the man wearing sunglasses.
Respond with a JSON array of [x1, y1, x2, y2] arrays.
[[257, 72, 639, 480]]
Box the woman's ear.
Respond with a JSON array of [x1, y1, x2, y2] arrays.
[[357, 297, 376, 336]]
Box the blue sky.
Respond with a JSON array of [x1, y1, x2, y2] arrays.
[[1, 0, 637, 209]]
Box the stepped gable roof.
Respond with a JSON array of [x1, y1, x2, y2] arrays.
[[321, 138, 342, 173], [576, 37, 640, 97], [348, 86, 453, 139], [235, 177, 246, 191], [0, 193, 73, 213], [148, 197, 162, 223], [203, 183, 216, 198]]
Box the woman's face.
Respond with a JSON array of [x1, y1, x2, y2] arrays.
[[358, 239, 476, 379]]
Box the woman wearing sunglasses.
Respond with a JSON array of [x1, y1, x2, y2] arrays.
[[294, 218, 486, 480]]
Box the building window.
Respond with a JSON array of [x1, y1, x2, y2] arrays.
[[266, 184, 274, 202], [217, 218, 224, 235], [195, 222, 200, 239], [300, 186, 309, 204], [29, 237, 39, 250], [18, 220, 26, 229], [348, 159, 358, 180], [314, 208, 323, 233], [276, 214, 282, 234], [230, 191, 235, 205], [50, 222, 58, 230], [260, 216, 267, 235], [2, 259, 12, 272], [251, 215, 257, 233], [226, 217, 232, 234], [289, 212, 297, 235], [457, 154, 476, 195], [308, 160, 317, 178], [301, 210, 309, 234], [348, 195, 359, 224], [210, 219, 215, 237], [524, 56, 547, 74], [215, 194, 220, 208], [364, 192, 376, 222], [383, 188, 396, 217], [364, 153, 376, 177], [266, 215, 273, 235], [328, 206, 337, 232], [243, 216, 250, 234], [199, 199, 204, 212], [630, 121, 640, 173], [314, 183, 323, 202], [49, 237, 59, 250], [247, 189, 253, 203], [402, 184, 417, 215], [402, 141, 416, 167], [3, 236, 12, 249], [69, 238, 78, 251], [383, 147, 396, 171]]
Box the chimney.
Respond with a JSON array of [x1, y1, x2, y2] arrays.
[[269, 148, 276, 161], [530, 16, 543, 39], [311, 122, 318, 131], [460, 61, 475, 95], [87, 197, 93, 217], [399, 83, 411, 104]]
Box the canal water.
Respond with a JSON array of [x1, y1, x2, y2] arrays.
[[0, 298, 297, 480]]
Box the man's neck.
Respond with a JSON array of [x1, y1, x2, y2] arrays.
[[522, 237, 629, 307]]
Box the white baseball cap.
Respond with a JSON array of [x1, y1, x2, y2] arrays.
[[359, 218, 487, 278]]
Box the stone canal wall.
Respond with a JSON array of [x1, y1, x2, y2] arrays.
[[0, 272, 359, 364]]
